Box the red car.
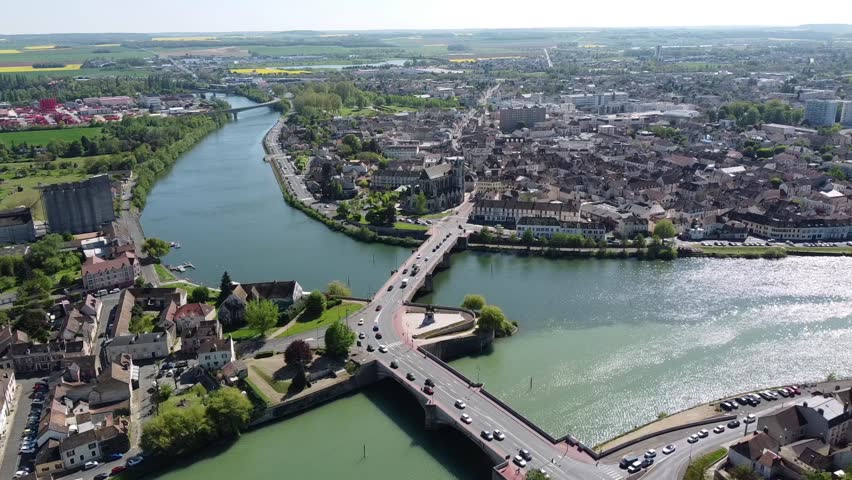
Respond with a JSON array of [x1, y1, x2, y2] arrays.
[[422, 385, 434, 395], [111, 465, 126, 475]]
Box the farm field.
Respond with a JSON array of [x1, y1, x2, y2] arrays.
[[0, 46, 148, 65], [0, 170, 89, 218], [229, 68, 310, 75], [0, 64, 81, 73], [0, 127, 103, 146]]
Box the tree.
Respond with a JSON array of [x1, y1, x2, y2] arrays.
[[828, 165, 847, 181], [730, 465, 760, 480], [342, 134, 362, 153], [336, 202, 351, 218], [653, 220, 677, 239], [478, 305, 507, 332], [324, 320, 356, 356], [634, 233, 647, 249], [461, 294, 486, 311], [142, 238, 171, 259], [284, 339, 312, 368], [413, 192, 428, 215], [521, 229, 535, 245], [326, 281, 352, 298], [245, 299, 278, 336], [526, 471, 549, 480], [304, 291, 327, 317], [189, 286, 210, 303], [140, 406, 212, 457], [216, 271, 232, 306], [205, 387, 253, 437]]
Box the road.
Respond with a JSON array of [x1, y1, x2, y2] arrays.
[[0, 378, 38, 479]]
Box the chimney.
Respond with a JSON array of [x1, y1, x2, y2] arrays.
[[817, 408, 824, 415], [803, 401, 808, 408]]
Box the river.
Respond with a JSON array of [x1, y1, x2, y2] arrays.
[[142, 97, 852, 478]]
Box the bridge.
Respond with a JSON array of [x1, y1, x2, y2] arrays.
[[211, 98, 280, 119], [363, 199, 621, 480]]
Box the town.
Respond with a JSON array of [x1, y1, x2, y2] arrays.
[[0, 22, 850, 480]]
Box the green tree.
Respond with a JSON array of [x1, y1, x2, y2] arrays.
[[216, 271, 232, 306], [828, 165, 847, 181], [284, 339, 313, 368], [336, 202, 351, 218], [478, 305, 507, 332], [342, 134, 362, 153], [326, 281, 352, 298], [730, 465, 760, 480], [634, 233, 647, 249], [324, 320, 356, 356], [189, 286, 210, 304], [653, 220, 677, 239], [304, 291, 327, 317], [205, 387, 253, 437], [461, 294, 486, 310], [526, 471, 549, 480], [413, 192, 428, 215], [142, 238, 171, 259], [245, 299, 279, 336], [140, 406, 213, 457], [521, 228, 535, 245]]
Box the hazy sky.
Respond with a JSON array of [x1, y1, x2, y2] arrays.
[[3, 0, 850, 34]]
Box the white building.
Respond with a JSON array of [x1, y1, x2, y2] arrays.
[[805, 100, 839, 127], [197, 338, 235, 371], [104, 332, 170, 362]]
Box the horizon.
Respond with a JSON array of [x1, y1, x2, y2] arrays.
[[3, 0, 851, 35]]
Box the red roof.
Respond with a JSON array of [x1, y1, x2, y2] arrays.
[[174, 303, 214, 320], [82, 252, 135, 276]]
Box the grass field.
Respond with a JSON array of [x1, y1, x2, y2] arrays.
[[249, 365, 291, 393], [393, 222, 428, 231], [0, 170, 89, 219], [154, 264, 176, 282], [226, 326, 263, 341], [0, 46, 148, 65], [0, 127, 103, 146], [229, 68, 310, 75], [152, 37, 217, 42], [277, 302, 363, 338], [0, 64, 81, 73]]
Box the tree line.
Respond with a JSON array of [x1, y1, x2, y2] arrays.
[[0, 74, 201, 104]]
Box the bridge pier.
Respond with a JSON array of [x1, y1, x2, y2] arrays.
[[232, 112, 238, 121], [424, 403, 444, 431], [422, 273, 434, 293]]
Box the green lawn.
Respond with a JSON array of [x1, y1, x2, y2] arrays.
[[787, 247, 852, 255], [159, 386, 205, 414], [158, 281, 217, 294], [393, 222, 428, 231], [339, 107, 379, 117], [276, 302, 363, 338], [226, 326, 263, 341], [249, 365, 291, 393], [0, 127, 103, 146], [684, 448, 726, 480], [154, 264, 176, 282], [0, 170, 89, 219]]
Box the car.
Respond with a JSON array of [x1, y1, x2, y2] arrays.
[[425, 378, 435, 387], [481, 430, 494, 441], [111, 465, 127, 474], [494, 430, 505, 441], [416, 254, 421, 259], [698, 429, 709, 438], [375, 305, 382, 311], [720, 401, 733, 411], [520, 449, 532, 461], [687, 434, 700, 443], [644, 449, 656, 458], [358, 318, 364, 326], [627, 461, 642, 474], [19, 447, 35, 454], [378, 345, 388, 353], [402, 268, 408, 274], [662, 444, 676, 455], [777, 388, 790, 397], [387, 285, 393, 291], [454, 399, 466, 409], [461, 413, 472, 424], [513, 455, 527, 467], [406, 372, 416, 381], [372, 324, 380, 332], [358, 332, 366, 339], [619, 456, 639, 469], [94, 474, 110, 480], [390, 360, 398, 369], [366, 344, 375, 352], [422, 385, 434, 395], [641, 458, 654, 468], [83, 461, 99, 470], [713, 425, 725, 434], [424, 257, 429, 262], [375, 332, 383, 340], [126, 456, 144, 467], [728, 420, 741, 429], [745, 413, 756, 424], [790, 385, 801, 395], [106, 452, 123, 461], [109, 288, 120, 294], [728, 401, 738, 409]]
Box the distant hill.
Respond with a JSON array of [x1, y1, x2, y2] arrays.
[[798, 24, 852, 33]]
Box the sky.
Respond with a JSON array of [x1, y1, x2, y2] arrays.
[[2, 0, 850, 34]]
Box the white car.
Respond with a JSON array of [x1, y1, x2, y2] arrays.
[[513, 455, 527, 467], [84, 461, 99, 470], [698, 428, 709, 438], [644, 449, 656, 458], [745, 413, 756, 424], [357, 318, 364, 326], [481, 430, 494, 441], [662, 444, 676, 455], [713, 425, 725, 434], [493, 430, 506, 441], [454, 399, 467, 409], [460, 413, 472, 424], [687, 434, 699, 443], [378, 345, 388, 353]]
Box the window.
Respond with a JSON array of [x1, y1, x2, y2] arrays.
[[88, 443, 96, 449], [69, 458, 74, 465]]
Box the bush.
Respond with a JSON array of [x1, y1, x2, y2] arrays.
[[254, 351, 274, 359]]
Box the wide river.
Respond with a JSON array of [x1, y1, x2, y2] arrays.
[[143, 97, 852, 479]]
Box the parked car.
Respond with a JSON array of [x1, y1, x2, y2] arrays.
[[126, 456, 144, 467], [375, 332, 383, 340], [720, 401, 733, 411], [513, 455, 527, 467], [378, 345, 388, 353], [728, 420, 741, 429], [94, 474, 109, 480], [366, 344, 375, 352], [106, 452, 123, 462], [357, 318, 364, 326], [111, 465, 127, 474], [745, 414, 756, 424], [687, 434, 699, 443], [713, 425, 725, 434], [375, 305, 382, 311], [358, 332, 366, 339], [83, 461, 99, 470], [662, 444, 676, 455]]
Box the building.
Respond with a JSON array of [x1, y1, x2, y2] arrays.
[[564, 92, 629, 111], [405, 158, 466, 212], [515, 217, 606, 240], [382, 142, 420, 161], [42, 175, 115, 235], [370, 169, 422, 190], [218, 280, 303, 326], [498, 107, 546, 133], [0, 368, 16, 438], [7, 340, 90, 374], [39, 98, 57, 111], [472, 199, 578, 226], [0, 206, 36, 243], [197, 338, 235, 371], [731, 211, 852, 241], [104, 332, 170, 362], [81, 251, 140, 292], [727, 432, 782, 480], [841, 101, 852, 127], [804, 100, 839, 127]]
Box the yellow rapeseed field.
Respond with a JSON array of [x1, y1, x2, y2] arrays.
[[0, 50, 22, 54], [152, 37, 217, 41], [93, 43, 121, 47], [0, 64, 82, 73], [230, 68, 310, 75], [449, 56, 524, 63], [23, 45, 56, 50]]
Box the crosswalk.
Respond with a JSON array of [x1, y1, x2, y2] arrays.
[[384, 340, 404, 349], [598, 465, 623, 480]]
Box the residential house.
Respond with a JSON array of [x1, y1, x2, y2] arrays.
[[197, 338, 235, 371], [472, 199, 578, 226], [727, 432, 782, 479], [81, 251, 140, 292], [181, 320, 222, 355], [59, 429, 100, 470], [173, 303, 215, 334], [34, 439, 64, 477], [0, 368, 16, 438], [219, 280, 303, 326], [104, 333, 170, 362]]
